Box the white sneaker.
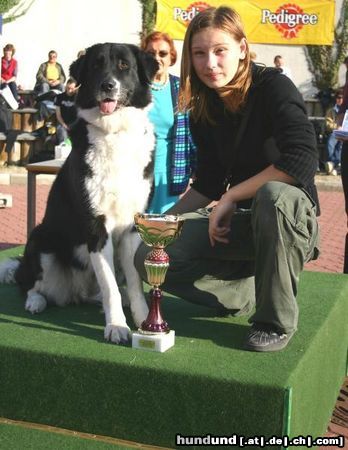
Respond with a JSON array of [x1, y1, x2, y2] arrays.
[[325, 161, 334, 174]]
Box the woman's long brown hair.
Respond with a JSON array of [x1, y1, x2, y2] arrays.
[[179, 6, 252, 124]]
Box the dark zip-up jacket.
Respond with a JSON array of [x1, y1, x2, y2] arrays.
[[190, 64, 319, 213]]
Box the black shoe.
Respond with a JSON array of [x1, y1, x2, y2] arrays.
[[244, 324, 294, 352]]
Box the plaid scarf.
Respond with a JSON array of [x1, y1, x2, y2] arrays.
[[169, 75, 196, 195]]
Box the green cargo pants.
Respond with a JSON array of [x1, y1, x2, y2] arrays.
[[134, 181, 320, 334]]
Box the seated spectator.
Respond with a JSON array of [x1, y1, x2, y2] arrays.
[[325, 89, 343, 175], [1, 43, 19, 102], [34, 50, 66, 95], [54, 78, 78, 144], [273, 55, 293, 80], [343, 56, 348, 87]]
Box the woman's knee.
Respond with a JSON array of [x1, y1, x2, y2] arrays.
[[251, 182, 285, 229]]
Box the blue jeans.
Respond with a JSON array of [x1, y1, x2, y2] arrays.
[[36, 82, 64, 96], [0, 82, 19, 101], [327, 133, 342, 167], [56, 124, 68, 144]]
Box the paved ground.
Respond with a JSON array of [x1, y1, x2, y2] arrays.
[[0, 171, 347, 448]]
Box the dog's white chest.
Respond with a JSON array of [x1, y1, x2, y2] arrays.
[[84, 110, 154, 231]]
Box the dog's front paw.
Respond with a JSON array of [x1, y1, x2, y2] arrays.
[[25, 293, 47, 314], [104, 323, 131, 344]]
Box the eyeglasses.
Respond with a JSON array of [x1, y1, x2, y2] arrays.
[[147, 50, 169, 58]]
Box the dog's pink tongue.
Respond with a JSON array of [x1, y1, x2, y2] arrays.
[[100, 99, 117, 114]]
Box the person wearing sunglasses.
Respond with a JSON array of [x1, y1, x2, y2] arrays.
[[141, 31, 196, 213]]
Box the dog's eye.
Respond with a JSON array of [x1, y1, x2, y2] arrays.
[[118, 60, 129, 71]]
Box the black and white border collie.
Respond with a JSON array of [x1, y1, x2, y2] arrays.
[[0, 43, 158, 344]]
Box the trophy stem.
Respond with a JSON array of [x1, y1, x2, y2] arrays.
[[140, 287, 170, 334]]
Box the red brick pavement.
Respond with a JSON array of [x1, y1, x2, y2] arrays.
[[0, 182, 347, 448], [0, 184, 49, 249], [1, 185, 346, 274]]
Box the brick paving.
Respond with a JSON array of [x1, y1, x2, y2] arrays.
[[0, 177, 347, 448], [1, 181, 347, 274]]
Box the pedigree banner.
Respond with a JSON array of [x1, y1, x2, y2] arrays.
[[155, 0, 335, 45]]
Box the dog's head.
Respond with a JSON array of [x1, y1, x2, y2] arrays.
[[70, 43, 158, 115]]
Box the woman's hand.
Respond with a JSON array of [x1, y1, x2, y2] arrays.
[[208, 193, 237, 246]]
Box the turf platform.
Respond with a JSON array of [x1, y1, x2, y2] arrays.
[[0, 247, 347, 449]]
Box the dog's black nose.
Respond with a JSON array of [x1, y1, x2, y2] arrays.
[[101, 80, 116, 93]]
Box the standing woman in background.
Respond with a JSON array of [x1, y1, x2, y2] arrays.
[[1, 43, 19, 102], [141, 31, 196, 213]]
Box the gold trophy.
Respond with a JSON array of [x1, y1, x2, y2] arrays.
[[132, 213, 185, 352]]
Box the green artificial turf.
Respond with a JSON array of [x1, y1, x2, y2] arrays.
[[0, 421, 147, 450], [0, 247, 347, 449], [0, 245, 24, 261]]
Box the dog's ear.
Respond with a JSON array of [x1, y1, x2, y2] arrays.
[[129, 45, 159, 84], [70, 53, 86, 84], [138, 51, 159, 83]]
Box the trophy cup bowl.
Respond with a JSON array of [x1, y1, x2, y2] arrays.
[[132, 213, 185, 352]]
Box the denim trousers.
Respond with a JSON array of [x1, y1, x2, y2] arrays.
[[327, 133, 342, 167], [134, 181, 320, 334]]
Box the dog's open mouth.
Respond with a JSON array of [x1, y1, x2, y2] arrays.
[[99, 98, 118, 115]]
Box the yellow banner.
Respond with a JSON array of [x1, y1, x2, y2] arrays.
[[155, 0, 335, 45]]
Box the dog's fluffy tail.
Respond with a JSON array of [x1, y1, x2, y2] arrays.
[[0, 258, 20, 284]]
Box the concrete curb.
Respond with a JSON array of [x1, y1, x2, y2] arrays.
[[0, 172, 55, 186], [315, 175, 342, 192]]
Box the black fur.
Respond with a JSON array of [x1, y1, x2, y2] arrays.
[[16, 43, 157, 295]]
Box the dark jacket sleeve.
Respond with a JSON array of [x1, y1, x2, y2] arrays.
[[263, 74, 317, 187], [36, 63, 47, 83]]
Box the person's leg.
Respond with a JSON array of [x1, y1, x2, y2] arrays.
[[8, 82, 19, 101], [56, 124, 67, 144], [245, 181, 319, 351], [40, 82, 50, 95], [135, 182, 319, 351], [334, 140, 343, 169], [134, 209, 256, 314], [325, 134, 335, 173]]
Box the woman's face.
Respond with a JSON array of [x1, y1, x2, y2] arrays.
[[191, 27, 246, 90], [145, 39, 172, 79], [4, 49, 13, 59]]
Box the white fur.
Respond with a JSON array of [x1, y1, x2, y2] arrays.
[[82, 106, 155, 231], [0, 258, 20, 284], [22, 104, 153, 343], [29, 247, 98, 309], [79, 106, 153, 341], [3, 49, 155, 344]]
